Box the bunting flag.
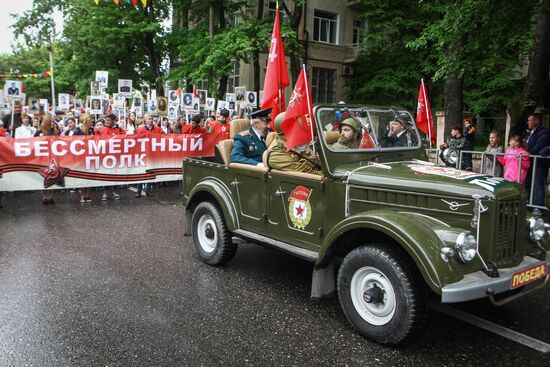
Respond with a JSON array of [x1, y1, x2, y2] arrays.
[[416, 78, 436, 145], [261, 8, 290, 128], [0, 71, 52, 79], [91, 0, 148, 6], [281, 65, 314, 150]]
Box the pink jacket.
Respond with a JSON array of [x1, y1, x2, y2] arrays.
[[497, 147, 530, 183]]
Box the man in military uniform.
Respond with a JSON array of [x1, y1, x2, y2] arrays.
[[230, 107, 272, 167], [331, 117, 362, 149], [267, 112, 321, 174]]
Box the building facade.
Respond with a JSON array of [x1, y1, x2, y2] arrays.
[[234, 0, 364, 104]]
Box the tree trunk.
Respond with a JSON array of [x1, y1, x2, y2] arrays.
[[144, 2, 163, 96], [510, 3, 550, 133], [170, 0, 191, 73], [444, 75, 463, 131]]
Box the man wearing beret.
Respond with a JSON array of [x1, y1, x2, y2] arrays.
[[230, 107, 272, 167]]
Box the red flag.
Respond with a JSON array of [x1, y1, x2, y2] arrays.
[[261, 9, 290, 126], [416, 79, 436, 145], [131, 0, 138, 6], [281, 67, 314, 150], [193, 87, 199, 99]]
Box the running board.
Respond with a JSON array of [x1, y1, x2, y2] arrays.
[[232, 229, 318, 262]]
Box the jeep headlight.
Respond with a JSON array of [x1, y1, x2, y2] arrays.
[[529, 217, 546, 242], [455, 231, 477, 263]]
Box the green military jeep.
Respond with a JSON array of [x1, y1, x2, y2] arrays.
[[183, 105, 549, 345]]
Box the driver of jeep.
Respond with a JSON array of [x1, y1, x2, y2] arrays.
[[331, 118, 362, 149]]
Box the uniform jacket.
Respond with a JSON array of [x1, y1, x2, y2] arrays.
[[497, 147, 530, 183], [267, 136, 321, 174], [230, 126, 266, 165]]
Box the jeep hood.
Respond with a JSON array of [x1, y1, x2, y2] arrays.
[[333, 161, 523, 200]]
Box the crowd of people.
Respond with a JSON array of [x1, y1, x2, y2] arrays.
[[0, 101, 233, 207], [439, 112, 550, 214]]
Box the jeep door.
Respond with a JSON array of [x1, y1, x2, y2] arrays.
[[266, 171, 324, 251], [229, 166, 267, 233]]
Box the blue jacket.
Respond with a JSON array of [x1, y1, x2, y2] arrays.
[[230, 126, 267, 165]]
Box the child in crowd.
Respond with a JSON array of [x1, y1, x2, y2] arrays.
[[483, 131, 503, 176], [497, 134, 530, 183]]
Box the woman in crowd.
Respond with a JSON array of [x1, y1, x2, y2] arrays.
[[483, 131, 503, 176], [161, 117, 172, 134], [34, 116, 60, 205], [14, 113, 36, 139], [171, 119, 182, 134], [126, 111, 137, 135]]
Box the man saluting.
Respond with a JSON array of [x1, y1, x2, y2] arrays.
[[230, 107, 272, 167]]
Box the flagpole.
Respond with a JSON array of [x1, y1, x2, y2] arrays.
[[277, 6, 283, 116], [421, 78, 432, 150], [302, 64, 315, 155]]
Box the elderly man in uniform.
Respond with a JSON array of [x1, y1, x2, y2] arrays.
[[230, 107, 272, 167], [331, 117, 362, 149], [381, 119, 408, 148], [267, 112, 321, 174]]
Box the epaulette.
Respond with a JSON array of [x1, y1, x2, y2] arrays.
[[239, 130, 250, 136]]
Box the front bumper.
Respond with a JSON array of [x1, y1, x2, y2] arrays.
[[441, 252, 550, 303]]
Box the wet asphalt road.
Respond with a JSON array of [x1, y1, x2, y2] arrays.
[[1, 186, 549, 367]]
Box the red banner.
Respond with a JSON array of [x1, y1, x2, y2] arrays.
[[0, 133, 221, 191]]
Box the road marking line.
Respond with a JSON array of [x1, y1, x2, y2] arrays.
[[431, 302, 550, 354]]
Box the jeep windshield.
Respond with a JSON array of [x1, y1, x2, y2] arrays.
[[317, 106, 422, 152]]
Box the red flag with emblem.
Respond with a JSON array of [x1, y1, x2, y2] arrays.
[[281, 66, 314, 150], [261, 9, 290, 126], [416, 79, 436, 145]]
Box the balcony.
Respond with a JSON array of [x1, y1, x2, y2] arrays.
[[347, 0, 366, 11], [344, 44, 359, 64]]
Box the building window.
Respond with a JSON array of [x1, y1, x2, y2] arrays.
[[312, 67, 336, 103], [313, 9, 338, 44], [197, 80, 208, 90], [352, 19, 366, 46], [226, 62, 240, 93]]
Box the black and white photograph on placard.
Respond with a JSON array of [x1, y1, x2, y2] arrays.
[[58, 93, 70, 109], [118, 79, 132, 97], [182, 93, 193, 108], [235, 86, 245, 101], [28, 98, 40, 114], [113, 93, 125, 110], [132, 96, 142, 108], [40, 99, 48, 114], [217, 100, 227, 111], [198, 90, 207, 106], [74, 99, 83, 109], [96, 71, 108, 88], [90, 97, 102, 114], [148, 98, 158, 115], [5, 80, 22, 98], [168, 90, 179, 104], [102, 97, 110, 115], [192, 97, 200, 111], [245, 91, 257, 107], [168, 106, 178, 120], [226, 93, 235, 103], [90, 81, 100, 96], [205, 98, 215, 111]]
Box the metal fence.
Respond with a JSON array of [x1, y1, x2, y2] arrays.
[[428, 148, 550, 210]]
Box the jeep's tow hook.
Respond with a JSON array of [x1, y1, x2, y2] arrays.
[[363, 284, 384, 303]]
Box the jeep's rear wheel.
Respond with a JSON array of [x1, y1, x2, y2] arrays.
[[191, 201, 237, 265], [337, 245, 427, 345]]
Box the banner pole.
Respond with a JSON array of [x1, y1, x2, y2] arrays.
[[302, 64, 315, 156], [10, 100, 15, 137], [421, 78, 432, 150]]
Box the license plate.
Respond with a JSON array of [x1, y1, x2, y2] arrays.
[[511, 263, 548, 289]]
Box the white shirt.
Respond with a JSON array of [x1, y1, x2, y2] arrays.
[[14, 125, 36, 139]]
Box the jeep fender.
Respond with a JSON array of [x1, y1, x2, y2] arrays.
[[186, 177, 239, 232], [318, 210, 464, 294]]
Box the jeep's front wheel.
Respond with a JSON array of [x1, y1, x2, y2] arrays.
[[337, 245, 426, 345], [191, 201, 237, 265]]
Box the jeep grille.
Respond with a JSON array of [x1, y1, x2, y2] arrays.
[[495, 200, 520, 261]]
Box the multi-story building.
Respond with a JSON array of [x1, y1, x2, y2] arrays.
[[232, 0, 365, 104]]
